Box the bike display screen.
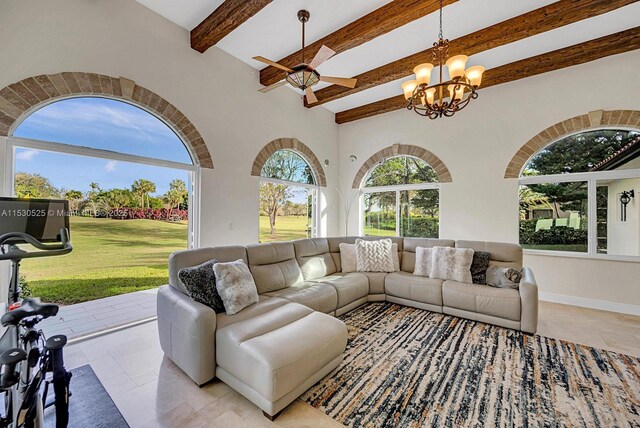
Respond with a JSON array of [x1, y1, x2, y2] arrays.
[[0, 197, 70, 243]]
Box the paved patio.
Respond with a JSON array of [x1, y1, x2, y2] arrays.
[[40, 288, 158, 340]]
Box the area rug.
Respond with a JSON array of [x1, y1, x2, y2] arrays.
[[302, 303, 640, 427], [44, 364, 129, 428]]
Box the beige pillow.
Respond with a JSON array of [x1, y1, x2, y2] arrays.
[[213, 259, 259, 315], [355, 238, 395, 273], [413, 246, 433, 277], [430, 246, 474, 283], [341, 242, 399, 273]]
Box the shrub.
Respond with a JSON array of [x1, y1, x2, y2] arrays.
[[108, 208, 188, 221], [519, 219, 587, 245]]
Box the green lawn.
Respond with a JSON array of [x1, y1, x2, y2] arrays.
[[21, 216, 188, 305], [259, 215, 310, 242], [363, 227, 396, 237]]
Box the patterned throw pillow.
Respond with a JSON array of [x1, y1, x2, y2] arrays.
[[355, 238, 395, 273], [213, 259, 259, 315], [178, 259, 225, 313], [470, 251, 491, 284], [486, 266, 522, 289], [430, 246, 474, 283], [413, 246, 433, 277]]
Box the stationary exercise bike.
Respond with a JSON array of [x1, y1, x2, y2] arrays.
[[0, 227, 73, 428]]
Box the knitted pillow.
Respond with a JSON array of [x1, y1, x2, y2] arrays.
[[430, 246, 474, 283], [178, 259, 225, 313], [342, 242, 399, 273], [213, 259, 259, 315], [355, 238, 395, 273]]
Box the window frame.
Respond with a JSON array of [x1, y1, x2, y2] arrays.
[[518, 147, 640, 263]]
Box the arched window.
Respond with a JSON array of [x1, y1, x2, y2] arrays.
[[7, 96, 198, 306], [258, 150, 317, 242], [518, 129, 640, 257], [361, 156, 439, 238]]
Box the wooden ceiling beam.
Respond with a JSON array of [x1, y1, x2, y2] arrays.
[[259, 0, 458, 87], [308, 0, 637, 107], [335, 27, 640, 124], [191, 0, 273, 53]]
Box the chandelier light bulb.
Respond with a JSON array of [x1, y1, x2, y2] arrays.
[[401, 80, 418, 100], [413, 63, 434, 85], [465, 65, 485, 87], [445, 55, 468, 79]]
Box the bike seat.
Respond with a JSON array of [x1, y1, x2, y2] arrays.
[[1, 299, 59, 327]]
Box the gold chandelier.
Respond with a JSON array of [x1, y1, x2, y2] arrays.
[[401, 0, 484, 119]]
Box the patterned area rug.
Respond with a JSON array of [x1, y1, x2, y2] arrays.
[[302, 303, 640, 427]]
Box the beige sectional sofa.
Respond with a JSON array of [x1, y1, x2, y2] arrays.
[[157, 236, 538, 419]]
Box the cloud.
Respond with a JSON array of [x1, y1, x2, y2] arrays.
[[104, 160, 117, 172], [16, 149, 40, 161]]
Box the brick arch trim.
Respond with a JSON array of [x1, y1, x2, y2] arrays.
[[251, 138, 327, 187], [504, 109, 640, 178], [0, 72, 213, 168], [352, 143, 452, 188]]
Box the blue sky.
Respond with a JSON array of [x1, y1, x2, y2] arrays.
[[13, 97, 191, 195]]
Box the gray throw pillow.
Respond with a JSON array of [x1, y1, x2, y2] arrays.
[[486, 266, 522, 289], [213, 259, 259, 315], [178, 259, 225, 313], [470, 251, 491, 284]]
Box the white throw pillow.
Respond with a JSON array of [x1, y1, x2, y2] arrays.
[[339, 243, 357, 273], [429, 246, 474, 283], [413, 246, 433, 277], [341, 242, 399, 272], [355, 238, 395, 273], [213, 259, 259, 315]]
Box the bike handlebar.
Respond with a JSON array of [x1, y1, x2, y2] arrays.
[[0, 229, 72, 261]]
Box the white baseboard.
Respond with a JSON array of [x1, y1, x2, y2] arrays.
[[539, 291, 640, 316]]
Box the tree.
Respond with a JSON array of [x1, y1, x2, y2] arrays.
[[64, 189, 84, 213], [260, 182, 291, 238], [163, 179, 188, 211], [15, 173, 60, 198], [102, 189, 133, 209], [131, 179, 156, 209]]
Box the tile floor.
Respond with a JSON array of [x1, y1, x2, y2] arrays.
[[61, 301, 640, 427]]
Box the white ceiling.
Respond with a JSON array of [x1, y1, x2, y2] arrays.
[[135, 0, 640, 114]]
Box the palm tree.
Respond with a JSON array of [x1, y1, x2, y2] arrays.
[[131, 179, 156, 209]]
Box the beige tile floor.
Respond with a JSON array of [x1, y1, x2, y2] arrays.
[[62, 301, 640, 427]]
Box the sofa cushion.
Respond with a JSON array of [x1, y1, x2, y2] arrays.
[[385, 271, 443, 306], [178, 259, 225, 313], [401, 238, 455, 273], [355, 238, 395, 272], [264, 282, 338, 314], [430, 247, 474, 283], [442, 280, 521, 321], [455, 240, 522, 270], [216, 303, 347, 402], [213, 259, 259, 315], [246, 242, 304, 294], [328, 236, 403, 273], [216, 296, 288, 330], [310, 273, 368, 309], [169, 246, 248, 295], [293, 238, 337, 280]]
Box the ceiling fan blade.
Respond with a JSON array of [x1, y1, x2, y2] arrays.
[[258, 80, 287, 93], [308, 45, 336, 70], [305, 87, 318, 104], [252, 56, 293, 72], [320, 76, 357, 89]]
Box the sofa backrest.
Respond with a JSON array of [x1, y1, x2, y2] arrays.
[[327, 236, 403, 272], [455, 240, 523, 269], [168, 246, 248, 295], [246, 242, 304, 294], [401, 238, 456, 273], [293, 238, 337, 280]]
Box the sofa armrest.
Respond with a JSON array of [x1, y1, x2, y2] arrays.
[[519, 267, 538, 334], [157, 285, 217, 385]]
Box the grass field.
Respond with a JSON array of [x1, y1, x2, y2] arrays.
[[21, 216, 188, 305], [259, 215, 311, 242]]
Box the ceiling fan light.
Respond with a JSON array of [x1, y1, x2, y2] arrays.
[[446, 55, 468, 79], [465, 65, 485, 87], [401, 80, 418, 100], [413, 63, 434, 85]]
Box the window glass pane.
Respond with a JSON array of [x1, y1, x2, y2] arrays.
[[399, 189, 439, 238], [13, 97, 192, 164], [260, 150, 315, 185], [522, 130, 639, 175], [363, 192, 396, 236], [596, 178, 639, 256], [259, 182, 313, 242], [519, 182, 588, 252], [365, 156, 438, 187]]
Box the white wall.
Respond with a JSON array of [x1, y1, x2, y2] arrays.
[[338, 51, 640, 311], [0, 0, 341, 248]]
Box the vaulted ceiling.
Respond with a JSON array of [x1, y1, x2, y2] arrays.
[[135, 0, 640, 124]]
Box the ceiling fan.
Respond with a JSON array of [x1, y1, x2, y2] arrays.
[[253, 10, 357, 104]]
